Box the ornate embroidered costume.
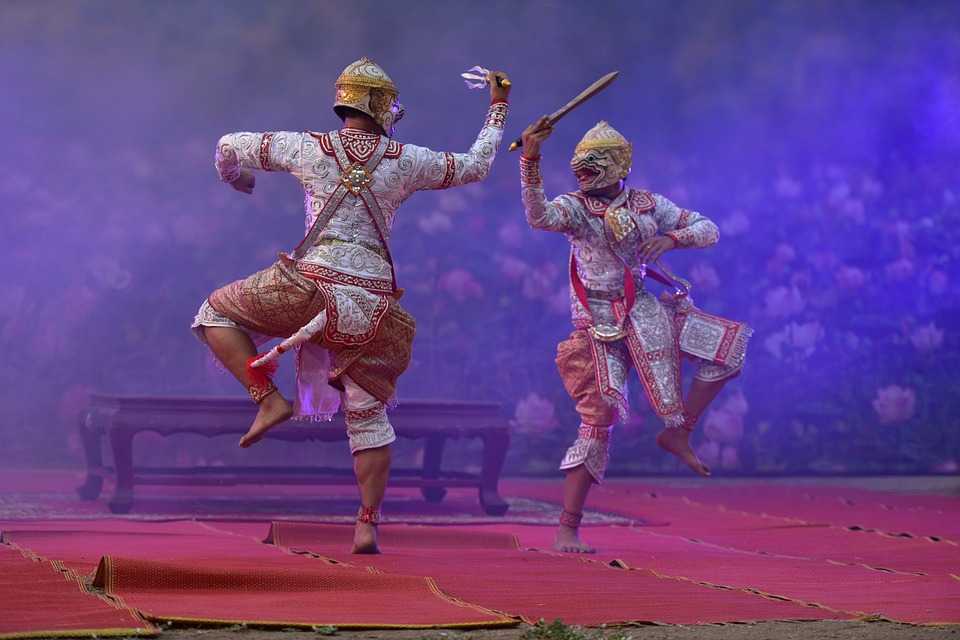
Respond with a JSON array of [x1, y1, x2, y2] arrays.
[[193, 58, 509, 453], [520, 122, 751, 481]]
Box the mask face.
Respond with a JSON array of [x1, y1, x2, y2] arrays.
[[571, 149, 619, 191]]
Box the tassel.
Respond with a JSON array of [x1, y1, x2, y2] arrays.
[[246, 354, 278, 388]]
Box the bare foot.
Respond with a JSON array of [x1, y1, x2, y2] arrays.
[[554, 525, 596, 554], [656, 427, 711, 476], [239, 393, 293, 448], [351, 521, 380, 554]]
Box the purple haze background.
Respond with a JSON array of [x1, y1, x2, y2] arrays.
[[2, 0, 959, 475]]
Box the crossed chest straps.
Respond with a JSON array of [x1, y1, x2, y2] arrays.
[[569, 194, 686, 342], [292, 132, 398, 291]]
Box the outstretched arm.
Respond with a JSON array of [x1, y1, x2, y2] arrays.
[[214, 131, 305, 194], [405, 71, 511, 191]]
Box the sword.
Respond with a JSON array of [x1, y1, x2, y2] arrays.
[[508, 71, 619, 152]]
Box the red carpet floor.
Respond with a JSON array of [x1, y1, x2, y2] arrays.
[[2, 473, 959, 634], [0, 519, 512, 630], [0, 544, 155, 639]]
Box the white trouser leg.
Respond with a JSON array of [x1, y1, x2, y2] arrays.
[[341, 374, 396, 454]]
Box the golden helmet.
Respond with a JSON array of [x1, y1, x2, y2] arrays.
[[570, 121, 633, 191], [333, 57, 404, 136]]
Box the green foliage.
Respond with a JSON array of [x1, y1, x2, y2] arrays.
[[521, 619, 633, 640]]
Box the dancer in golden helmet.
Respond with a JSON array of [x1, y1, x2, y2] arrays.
[[192, 58, 511, 553], [519, 117, 751, 553]]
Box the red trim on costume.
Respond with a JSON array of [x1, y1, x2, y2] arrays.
[[628, 189, 656, 212], [246, 355, 278, 388], [346, 405, 386, 423], [317, 283, 391, 347], [578, 424, 611, 440], [439, 152, 456, 189], [258, 133, 275, 171], [310, 130, 403, 163], [296, 261, 395, 294]]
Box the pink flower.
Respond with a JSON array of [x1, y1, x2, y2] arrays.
[[498, 221, 525, 248], [810, 250, 840, 271], [88, 256, 132, 291], [436, 190, 470, 213], [885, 258, 915, 282], [763, 286, 806, 318], [766, 243, 797, 274], [933, 460, 959, 473], [835, 266, 866, 290], [792, 321, 824, 353], [860, 176, 883, 198], [764, 321, 823, 359], [690, 262, 720, 292], [548, 286, 571, 315], [909, 323, 944, 352], [929, 270, 949, 295], [704, 408, 744, 445], [838, 198, 865, 224], [497, 255, 530, 281], [511, 393, 559, 435], [521, 264, 561, 301], [720, 211, 750, 237], [828, 182, 851, 204], [418, 210, 453, 234], [696, 441, 721, 467], [774, 175, 803, 199], [722, 390, 749, 417], [872, 385, 917, 425], [437, 268, 484, 301], [720, 445, 741, 470]]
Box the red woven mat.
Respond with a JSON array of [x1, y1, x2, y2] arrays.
[[1, 519, 512, 629], [256, 521, 844, 625], [0, 544, 155, 639]]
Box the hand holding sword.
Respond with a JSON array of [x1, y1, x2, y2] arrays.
[[509, 71, 619, 153]]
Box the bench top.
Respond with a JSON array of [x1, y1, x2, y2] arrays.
[[88, 394, 506, 424]]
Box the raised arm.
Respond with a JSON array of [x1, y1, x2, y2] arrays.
[[520, 156, 583, 233], [402, 70, 510, 192], [214, 131, 305, 185], [403, 100, 509, 191], [652, 193, 719, 248], [517, 116, 583, 234]]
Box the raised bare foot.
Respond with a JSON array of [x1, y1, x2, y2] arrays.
[[554, 525, 596, 554], [656, 427, 711, 476], [239, 393, 293, 448], [351, 521, 380, 554]]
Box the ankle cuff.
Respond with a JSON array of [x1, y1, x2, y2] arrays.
[[357, 505, 381, 525], [247, 381, 278, 404], [559, 510, 583, 528]]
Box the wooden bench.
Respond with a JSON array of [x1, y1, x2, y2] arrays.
[[76, 394, 510, 516]]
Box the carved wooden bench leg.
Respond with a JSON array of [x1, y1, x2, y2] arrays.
[[478, 428, 510, 516], [420, 435, 447, 503], [76, 409, 104, 500], [108, 428, 135, 514]]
